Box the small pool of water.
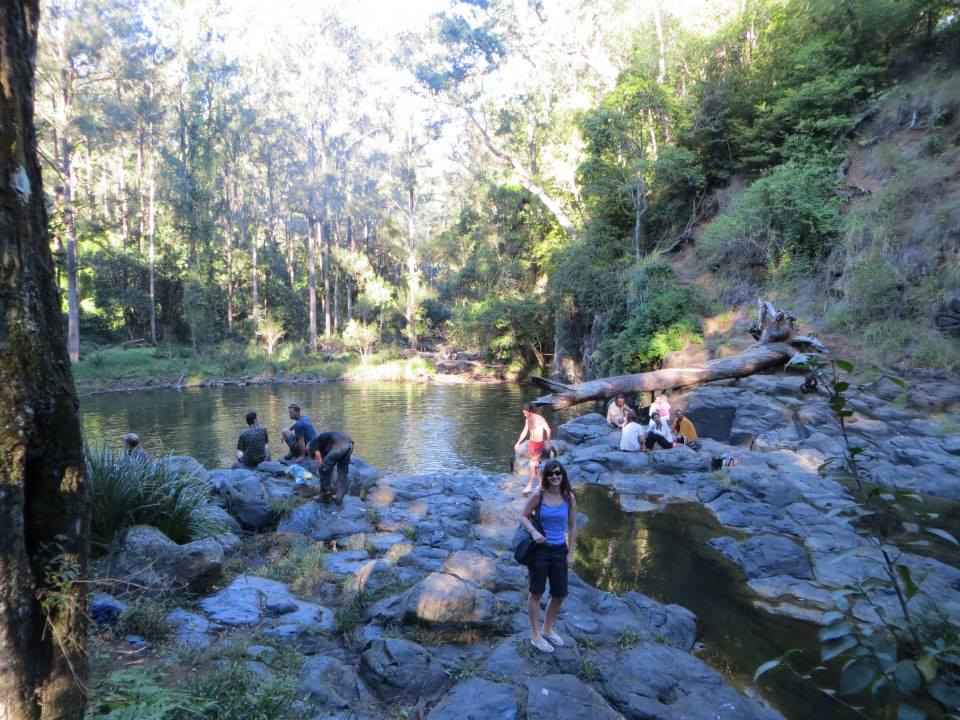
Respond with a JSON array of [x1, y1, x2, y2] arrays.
[[574, 486, 861, 720]]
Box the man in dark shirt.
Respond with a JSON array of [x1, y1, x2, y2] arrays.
[[236, 411, 270, 467], [281, 404, 317, 462], [307, 430, 354, 505]]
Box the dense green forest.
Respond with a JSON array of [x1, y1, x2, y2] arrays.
[[39, 0, 960, 385]]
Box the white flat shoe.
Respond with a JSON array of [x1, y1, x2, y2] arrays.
[[542, 629, 564, 647], [531, 637, 554, 653]]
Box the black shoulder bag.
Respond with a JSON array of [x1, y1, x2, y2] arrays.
[[511, 494, 544, 566]]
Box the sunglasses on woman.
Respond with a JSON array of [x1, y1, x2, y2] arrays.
[[546, 469, 563, 477]]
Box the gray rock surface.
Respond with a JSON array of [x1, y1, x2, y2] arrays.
[[359, 638, 447, 700], [524, 674, 622, 720], [213, 469, 276, 530], [427, 677, 520, 720], [598, 643, 781, 720], [107, 525, 223, 592], [199, 575, 333, 630]]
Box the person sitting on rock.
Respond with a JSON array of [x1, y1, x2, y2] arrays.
[[236, 410, 270, 467], [307, 430, 354, 505], [123, 433, 149, 462], [619, 410, 645, 452], [651, 394, 672, 423], [644, 411, 674, 450], [281, 404, 316, 463], [673, 410, 700, 450], [606, 395, 631, 428]]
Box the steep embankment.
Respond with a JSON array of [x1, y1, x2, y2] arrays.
[[669, 72, 960, 376]]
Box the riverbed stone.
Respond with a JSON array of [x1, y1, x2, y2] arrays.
[[597, 643, 783, 720], [376, 571, 497, 627], [257, 461, 287, 475], [159, 455, 211, 485], [524, 674, 622, 720], [107, 525, 223, 592], [214, 470, 276, 531], [359, 638, 447, 700], [166, 608, 211, 649], [90, 593, 126, 625], [277, 500, 371, 540], [298, 655, 365, 709], [199, 575, 333, 630], [427, 677, 520, 720], [622, 592, 697, 651], [441, 550, 498, 590]]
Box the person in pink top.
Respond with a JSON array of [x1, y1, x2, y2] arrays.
[[651, 394, 672, 423]]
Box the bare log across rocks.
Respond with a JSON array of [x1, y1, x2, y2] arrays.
[[531, 299, 826, 410]]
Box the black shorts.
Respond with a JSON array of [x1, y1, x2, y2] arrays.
[[528, 543, 568, 598]]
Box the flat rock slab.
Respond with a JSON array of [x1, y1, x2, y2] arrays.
[[598, 643, 783, 720], [427, 677, 520, 720], [199, 575, 333, 630], [323, 549, 371, 575], [524, 674, 622, 720]]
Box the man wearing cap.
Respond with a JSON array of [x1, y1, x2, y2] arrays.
[[124, 433, 149, 462]]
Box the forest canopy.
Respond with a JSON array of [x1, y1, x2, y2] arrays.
[[37, 0, 960, 378]]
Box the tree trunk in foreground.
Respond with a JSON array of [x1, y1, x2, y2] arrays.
[[532, 300, 825, 409], [0, 3, 89, 719]]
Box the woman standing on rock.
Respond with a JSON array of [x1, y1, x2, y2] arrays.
[[518, 459, 577, 653]]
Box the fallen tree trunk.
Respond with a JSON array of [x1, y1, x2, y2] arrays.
[[531, 299, 825, 410]]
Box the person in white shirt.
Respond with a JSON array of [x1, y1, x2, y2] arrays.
[[644, 411, 674, 450], [619, 411, 645, 452], [606, 395, 630, 428]]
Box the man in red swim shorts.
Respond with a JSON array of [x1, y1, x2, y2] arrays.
[[514, 402, 552, 495]]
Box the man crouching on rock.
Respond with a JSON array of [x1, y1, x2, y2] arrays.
[[308, 431, 354, 505]]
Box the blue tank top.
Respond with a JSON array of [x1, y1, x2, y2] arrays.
[[538, 497, 569, 546]]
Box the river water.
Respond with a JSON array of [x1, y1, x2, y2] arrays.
[[80, 382, 577, 473], [80, 382, 848, 719]]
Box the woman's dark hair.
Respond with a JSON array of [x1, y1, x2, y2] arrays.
[[540, 460, 572, 503]]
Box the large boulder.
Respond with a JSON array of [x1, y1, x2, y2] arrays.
[[106, 525, 222, 592], [157, 455, 210, 485], [212, 469, 276, 531], [371, 572, 497, 627], [360, 638, 447, 700]]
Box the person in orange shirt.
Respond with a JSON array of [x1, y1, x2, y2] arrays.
[[673, 409, 699, 449]]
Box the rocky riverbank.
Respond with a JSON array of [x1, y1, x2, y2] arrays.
[[88, 367, 960, 718], [92, 455, 782, 719]]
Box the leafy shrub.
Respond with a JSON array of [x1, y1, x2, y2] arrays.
[[593, 261, 704, 375], [449, 293, 551, 370], [845, 255, 902, 326], [117, 598, 174, 642], [87, 446, 223, 548], [698, 161, 841, 283], [88, 669, 212, 719], [188, 662, 303, 720]]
